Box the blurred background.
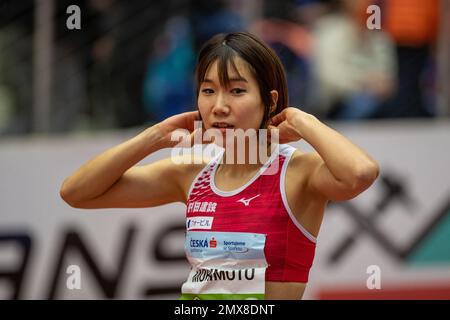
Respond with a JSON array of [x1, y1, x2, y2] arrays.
[[0, 0, 449, 299]]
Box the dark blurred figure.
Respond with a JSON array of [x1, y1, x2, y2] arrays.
[[293, 0, 332, 28], [0, 0, 34, 135], [84, 0, 128, 129], [376, 0, 440, 118], [142, 14, 196, 122], [312, 0, 396, 120], [85, 0, 165, 129], [142, 0, 247, 122], [189, 0, 245, 52], [251, 0, 331, 113], [142, 1, 195, 122], [51, 0, 89, 133]]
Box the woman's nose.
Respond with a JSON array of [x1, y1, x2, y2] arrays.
[[212, 93, 230, 116]]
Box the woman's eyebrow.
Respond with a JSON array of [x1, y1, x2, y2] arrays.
[[229, 77, 248, 83], [202, 77, 248, 83]]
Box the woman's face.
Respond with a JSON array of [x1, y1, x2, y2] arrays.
[[197, 57, 266, 133]]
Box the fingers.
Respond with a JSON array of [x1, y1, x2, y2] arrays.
[[184, 110, 201, 122], [185, 110, 202, 131], [269, 109, 286, 126], [267, 124, 279, 141], [192, 110, 202, 120]]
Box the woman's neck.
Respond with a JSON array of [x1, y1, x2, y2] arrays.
[[217, 143, 275, 177]]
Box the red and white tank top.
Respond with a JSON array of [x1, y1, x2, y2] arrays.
[[185, 144, 317, 283]]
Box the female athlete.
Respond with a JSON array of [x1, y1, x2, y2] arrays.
[[60, 32, 379, 300]]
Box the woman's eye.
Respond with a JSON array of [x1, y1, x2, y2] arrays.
[[201, 88, 214, 94], [231, 88, 246, 94]]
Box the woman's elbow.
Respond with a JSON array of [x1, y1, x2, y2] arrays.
[[353, 160, 380, 192], [59, 181, 81, 208]]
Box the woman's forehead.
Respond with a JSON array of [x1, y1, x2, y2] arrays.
[[204, 57, 254, 83]]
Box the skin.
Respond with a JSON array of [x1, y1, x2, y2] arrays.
[[60, 56, 379, 300]]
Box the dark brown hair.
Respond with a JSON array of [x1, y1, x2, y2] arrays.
[[195, 32, 289, 129]]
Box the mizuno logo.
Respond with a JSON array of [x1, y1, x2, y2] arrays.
[[237, 194, 260, 206]]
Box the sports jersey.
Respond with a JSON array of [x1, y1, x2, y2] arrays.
[[185, 144, 317, 283]]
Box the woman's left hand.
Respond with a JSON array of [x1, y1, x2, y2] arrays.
[[268, 107, 308, 144]]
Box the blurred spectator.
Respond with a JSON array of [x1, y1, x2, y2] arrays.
[[250, 0, 330, 113], [251, 18, 314, 110], [84, 0, 128, 130], [142, 0, 249, 122], [189, 0, 246, 52], [293, 0, 332, 29], [0, 0, 34, 135], [49, 0, 89, 133], [142, 15, 195, 121], [110, 1, 169, 128], [312, 0, 396, 120], [84, 0, 163, 129], [375, 0, 440, 118], [0, 0, 444, 137]]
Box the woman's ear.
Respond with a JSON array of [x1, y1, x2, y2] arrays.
[[269, 90, 279, 114]]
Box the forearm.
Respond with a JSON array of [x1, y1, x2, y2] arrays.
[[294, 114, 379, 185], [60, 125, 165, 203]]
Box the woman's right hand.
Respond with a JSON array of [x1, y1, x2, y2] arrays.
[[155, 110, 205, 148]]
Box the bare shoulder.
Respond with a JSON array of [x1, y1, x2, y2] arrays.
[[284, 149, 328, 237], [285, 149, 328, 202], [289, 149, 322, 167], [286, 150, 322, 183]]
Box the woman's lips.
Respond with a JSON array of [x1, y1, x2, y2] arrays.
[[212, 123, 234, 128], [211, 122, 234, 133], [217, 127, 232, 134]]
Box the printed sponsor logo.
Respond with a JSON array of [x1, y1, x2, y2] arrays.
[[187, 201, 217, 213], [223, 240, 248, 253], [189, 236, 218, 249], [190, 238, 209, 248], [191, 268, 256, 282], [237, 194, 260, 206], [186, 217, 214, 230], [188, 236, 249, 252], [209, 237, 217, 248]]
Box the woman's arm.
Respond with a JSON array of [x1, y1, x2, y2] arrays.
[[60, 111, 201, 208], [269, 108, 380, 201]]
